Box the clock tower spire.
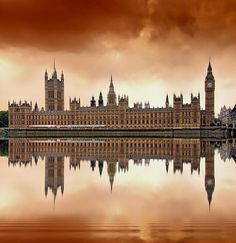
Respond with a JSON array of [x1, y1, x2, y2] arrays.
[[205, 58, 215, 126]]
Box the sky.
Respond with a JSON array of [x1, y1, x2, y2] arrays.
[[0, 0, 236, 113]]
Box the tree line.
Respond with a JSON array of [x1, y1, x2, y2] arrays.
[[0, 140, 8, 156], [0, 111, 8, 127]]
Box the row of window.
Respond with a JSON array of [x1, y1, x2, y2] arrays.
[[48, 91, 62, 99]]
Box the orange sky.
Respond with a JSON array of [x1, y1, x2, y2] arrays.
[[0, 0, 236, 113]]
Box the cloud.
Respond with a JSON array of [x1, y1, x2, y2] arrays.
[[0, 0, 236, 51], [0, 0, 236, 112], [0, 0, 148, 51]]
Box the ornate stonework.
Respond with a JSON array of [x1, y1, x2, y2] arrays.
[[8, 61, 215, 129]]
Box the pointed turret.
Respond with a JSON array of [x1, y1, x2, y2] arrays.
[[45, 186, 48, 198], [110, 74, 114, 91], [61, 71, 64, 82], [98, 91, 104, 107], [110, 175, 114, 193], [165, 94, 169, 108], [54, 59, 56, 72], [34, 102, 39, 112], [165, 160, 169, 173], [61, 184, 64, 195], [91, 160, 96, 171], [98, 160, 104, 176], [52, 59, 57, 79], [53, 194, 56, 210], [34, 156, 38, 165], [90, 96, 96, 107], [45, 69, 48, 81]]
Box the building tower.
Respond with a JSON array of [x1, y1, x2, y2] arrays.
[[205, 59, 215, 125], [90, 96, 96, 107], [204, 141, 215, 209], [98, 92, 104, 107], [45, 156, 64, 203], [45, 61, 64, 111], [107, 75, 117, 106]]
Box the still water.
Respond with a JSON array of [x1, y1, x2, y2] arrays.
[[0, 138, 236, 243]]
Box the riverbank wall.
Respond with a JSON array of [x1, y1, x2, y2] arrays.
[[1, 127, 233, 139]]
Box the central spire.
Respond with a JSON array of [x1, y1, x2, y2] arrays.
[[109, 74, 114, 91], [52, 58, 57, 79], [54, 58, 56, 71], [107, 74, 117, 106]]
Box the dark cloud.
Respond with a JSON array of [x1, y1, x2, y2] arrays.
[[0, 0, 236, 51], [0, 0, 148, 51]]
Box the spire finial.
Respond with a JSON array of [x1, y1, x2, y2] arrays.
[[208, 57, 212, 72], [52, 58, 57, 79], [45, 68, 48, 80], [110, 179, 113, 193], [53, 194, 56, 210], [109, 74, 114, 91], [54, 58, 56, 72], [61, 70, 64, 81]]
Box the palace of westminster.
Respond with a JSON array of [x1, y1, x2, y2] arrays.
[[8, 60, 215, 128], [6, 138, 219, 208]]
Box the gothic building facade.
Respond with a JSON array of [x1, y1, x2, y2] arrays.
[[8, 61, 215, 129]]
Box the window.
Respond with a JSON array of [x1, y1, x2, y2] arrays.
[[48, 91, 54, 98]]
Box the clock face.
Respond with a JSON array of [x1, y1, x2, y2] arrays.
[[207, 179, 213, 186], [207, 82, 213, 88]]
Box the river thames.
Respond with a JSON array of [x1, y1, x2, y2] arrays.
[[0, 138, 236, 242]]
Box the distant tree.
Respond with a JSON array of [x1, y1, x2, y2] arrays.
[[0, 111, 8, 127], [0, 140, 8, 156]]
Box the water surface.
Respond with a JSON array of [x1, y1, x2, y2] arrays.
[[0, 138, 236, 242]]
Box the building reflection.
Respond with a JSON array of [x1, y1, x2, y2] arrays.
[[45, 156, 64, 204], [6, 138, 229, 208], [218, 140, 236, 162]]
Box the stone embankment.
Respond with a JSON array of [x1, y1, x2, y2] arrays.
[[3, 127, 232, 139]]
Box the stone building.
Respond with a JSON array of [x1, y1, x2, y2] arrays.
[[8, 61, 216, 129], [230, 105, 236, 127], [218, 106, 231, 126]]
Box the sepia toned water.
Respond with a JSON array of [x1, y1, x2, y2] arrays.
[[0, 138, 236, 243]]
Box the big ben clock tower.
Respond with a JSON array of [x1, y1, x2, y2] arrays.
[[205, 59, 215, 126]]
